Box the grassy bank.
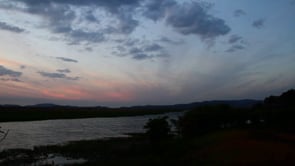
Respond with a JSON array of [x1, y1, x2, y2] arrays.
[[1, 129, 295, 165]]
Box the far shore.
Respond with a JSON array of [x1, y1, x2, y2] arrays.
[[0, 107, 184, 123]]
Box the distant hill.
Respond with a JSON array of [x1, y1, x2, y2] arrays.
[[27, 103, 63, 108], [0, 104, 21, 107], [0, 99, 261, 110], [113, 99, 261, 111]]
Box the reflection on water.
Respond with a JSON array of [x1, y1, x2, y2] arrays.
[[0, 112, 183, 151]]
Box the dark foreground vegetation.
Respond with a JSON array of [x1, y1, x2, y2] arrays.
[[2, 129, 295, 166], [0, 89, 294, 165]]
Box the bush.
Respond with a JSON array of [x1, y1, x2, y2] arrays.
[[176, 104, 243, 138], [144, 116, 171, 142]]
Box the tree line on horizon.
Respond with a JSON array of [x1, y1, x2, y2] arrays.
[[145, 89, 295, 140]]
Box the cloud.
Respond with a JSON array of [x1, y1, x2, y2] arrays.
[[226, 34, 247, 53], [0, 21, 25, 33], [0, 0, 231, 57], [7, 0, 230, 44], [84, 47, 93, 52], [0, 78, 22, 82], [10, 0, 141, 45], [143, 43, 163, 52], [228, 35, 243, 44], [38, 71, 79, 80], [108, 8, 139, 34], [20, 65, 26, 69], [132, 53, 150, 60], [0, 65, 22, 77], [56, 57, 78, 63], [38, 71, 66, 79], [158, 37, 184, 45], [67, 30, 105, 44], [141, 1, 231, 40], [233, 9, 246, 17], [225, 44, 245, 53], [142, 0, 176, 21], [15, 0, 140, 10], [113, 39, 168, 60], [252, 19, 265, 29], [57, 69, 71, 73], [166, 2, 230, 39]]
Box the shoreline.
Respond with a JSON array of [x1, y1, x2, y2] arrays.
[[1, 129, 295, 165], [0, 109, 184, 123]]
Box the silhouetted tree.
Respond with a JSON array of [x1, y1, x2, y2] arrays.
[[262, 89, 295, 132], [175, 104, 249, 138], [144, 116, 171, 142]]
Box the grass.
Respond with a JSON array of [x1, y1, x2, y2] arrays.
[[1, 129, 295, 165]]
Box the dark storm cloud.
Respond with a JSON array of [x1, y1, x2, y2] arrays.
[[57, 69, 71, 73], [0, 21, 25, 33], [252, 19, 265, 29], [0, 65, 22, 77], [56, 57, 78, 63], [226, 44, 245, 53], [228, 35, 243, 44], [38, 71, 79, 80], [233, 9, 246, 17]]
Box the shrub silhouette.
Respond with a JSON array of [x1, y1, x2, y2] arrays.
[[262, 89, 295, 132], [176, 104, 246, 138], [144, 116, 171, 142]]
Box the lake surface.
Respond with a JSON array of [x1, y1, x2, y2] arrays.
[[0, 112, 183, 151]]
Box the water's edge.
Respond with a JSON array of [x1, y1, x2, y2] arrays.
[[0, 112, 183, 151]]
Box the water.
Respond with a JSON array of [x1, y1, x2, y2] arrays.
[[0, 112, 183, 151], [33, 154, 87, 166]]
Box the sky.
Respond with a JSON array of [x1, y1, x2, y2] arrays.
[[0, 0, 294, 106]]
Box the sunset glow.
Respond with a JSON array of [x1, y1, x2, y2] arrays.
[[0, 0, 294, 106]]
